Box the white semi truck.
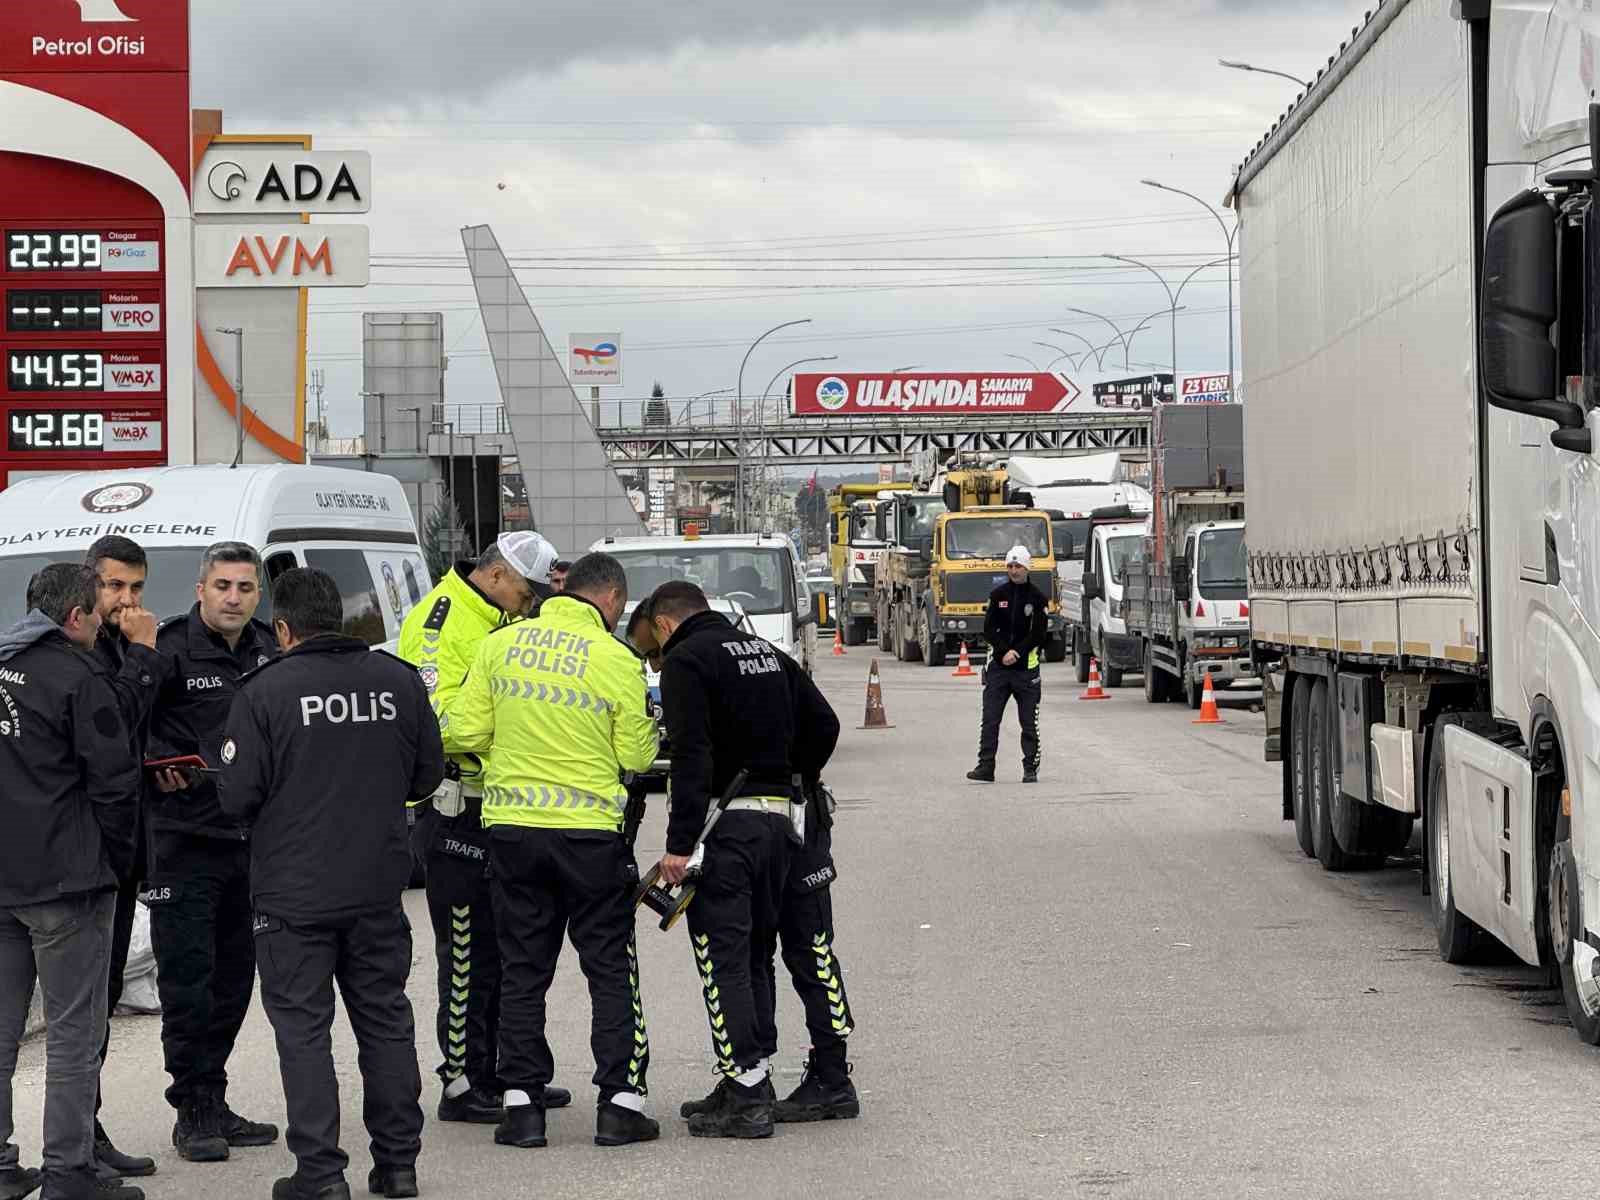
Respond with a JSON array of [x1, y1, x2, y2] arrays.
[[1236, 0, 1600, 1043]]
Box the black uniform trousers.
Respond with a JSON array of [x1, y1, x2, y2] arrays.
[[95, 872, 140, 1116], [146, 831, 255, 1110], [254, 906, 422, 1189], [488, 826, 648, 1103], [413, 808, 502, 1094], [977, 665, 1041, 772], [684, 812, 791, 1075], [778, 885, 855, 1058]]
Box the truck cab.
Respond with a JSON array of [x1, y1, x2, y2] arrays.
[[1176, 519, 1251, 696], [828, 482, 909, 646], [1068, 512, 1151, 687]]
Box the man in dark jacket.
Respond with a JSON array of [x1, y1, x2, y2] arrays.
[[646, 581, 799, 1140], [84, 535, 167, 1180], [0, 564, 143, 1200], [222, 567, 444, 1200], [145, 541, 280, 1163], [969, 545, 1049, 785]]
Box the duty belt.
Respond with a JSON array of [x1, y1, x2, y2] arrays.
[[725, 795, 793, 816]]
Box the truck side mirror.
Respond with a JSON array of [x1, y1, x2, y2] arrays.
[[914, 535, 933, 562], [1173, 557, 1193, 601], [1083, 571, 1102, 601], [1056, 533, 1073, 561], [1480, 188, 1589, 451]]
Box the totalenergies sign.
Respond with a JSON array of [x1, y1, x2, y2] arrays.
[[791, 372, 1079, 418], [569, 332, 623, 385]]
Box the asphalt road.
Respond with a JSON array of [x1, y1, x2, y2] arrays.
[[20, 652, 1600, 1199]]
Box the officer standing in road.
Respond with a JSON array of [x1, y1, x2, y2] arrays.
[[220, 567, 444, 1200], [968, 545, 1049, 785], [769, 654, 861, 1124], [440, 552, 660, 1151], [397, 531, 570, 1126], [645, 580, 803, 1140], [0, 564, 143, 1200], [83, 535, 168, 1181], [145, 541, 281, 1163]]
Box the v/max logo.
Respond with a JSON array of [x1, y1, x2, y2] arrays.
[[110, 368, 155, 387], [572, 342, 617, 363], [109, 424, 149, 441]]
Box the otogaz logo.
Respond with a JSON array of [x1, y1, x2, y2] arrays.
[[815, 377, 850, 412], [572, 341, 617, 364]]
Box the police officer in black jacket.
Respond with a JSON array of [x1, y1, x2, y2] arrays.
[[145, 541, 280, 1162], [0, 564, 143, 1200], [645, 580, 800, 1140], [768, 654, 861, 1124], [969, 545, 1050, 785], [221, 568, 444, 1200], [83, 535, 169, 1179]]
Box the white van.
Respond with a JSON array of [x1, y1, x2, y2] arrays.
[[0, 465, 432, 645], [591, 530, 818, 673]]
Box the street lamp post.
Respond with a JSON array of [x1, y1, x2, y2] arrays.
[[736, 318, 811, 532], [1047, 326, 1110, 371], [216, 327, 245, 467], [1004, 352, 1042, 373], [1105, 255, 1179, 378], [1064, 308, 1142, 370], [1142, 178, 1239, 390], [679, 385, 732, 426], [1217, 59, 1310, 89], [758, 354, 836, 527], [892, 364, 922, 373]]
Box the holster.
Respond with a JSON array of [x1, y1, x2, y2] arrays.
[[621, 777, 648, 850]]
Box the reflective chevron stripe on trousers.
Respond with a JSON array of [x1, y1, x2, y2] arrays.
[[779, 885, 855, 1053]]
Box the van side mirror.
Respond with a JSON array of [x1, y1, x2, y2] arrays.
[[1083, 571, 1103, 601], [796, 609, 817, 630], [1056, 533, 1073, 562], [1173, 557, 1192, 601], [1480, 187, 1590, 452], [914, 535, 933, 562]]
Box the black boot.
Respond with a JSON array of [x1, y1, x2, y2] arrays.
[[494, 1104, 546, 1149], [685, 1075, 775, 1139], [93, 1122, 155, 1178], [365, 1166, 417, 1199], [594, 1101, 659, 1147], [436, 1085, 503, 1125], [0, 1167, 39, 1200], [271, 1177, 350, 1200], [966, 766, 995, 783], [774, 1049, 860, 1123], [1022, 764, 1038, 784], [171, 1096, 228, 1163], [214, 1097, 279, 1147]]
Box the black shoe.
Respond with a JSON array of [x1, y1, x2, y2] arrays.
[[594, 1101, 659, 1147], [366, 1167, 417, 1199], [91, 1182, 144, 1200], [541, 1086, 572, 1110], [493, 1105, 546, 1149], [774, 1057, 860, 1123], [0, 1167, 40, 1200], [678, 1074, 776, 1119], [216, 1100, 279, 1147], [966, 767, 995, 783], [436, 1086, 503, 1125], [686, 1076, 775, 1139], [93, 1122, 155, 1179], [171, 1098, 228, 1163], [1022, 766, 1038, 784], [271, 1177, 351, 1200]]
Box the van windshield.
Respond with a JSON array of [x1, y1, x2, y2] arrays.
[[0, 547, 265, 630], [610, 546, 795, 616]]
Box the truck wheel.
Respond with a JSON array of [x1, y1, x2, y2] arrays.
[[1289, 676, 1315, 857], [1185, 669, 1203, 710], [842, 617, 861, 647], [1309, 679, 1369, 871], [922, 612, 947, 667], [1075, 642, 1090, 684], [878, 604, 892, 652], [1425, 720, 1486, 962], [901, 611, 923, 663], [1143, 646, 1170, 704], [1103, 663, 1124, 688], [1046, 635, 1068, 664], [1550, 815, 1600, 1043]]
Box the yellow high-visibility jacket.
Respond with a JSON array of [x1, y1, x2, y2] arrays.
[[440, 595, 658, 831], [397, 564, 507, 794]]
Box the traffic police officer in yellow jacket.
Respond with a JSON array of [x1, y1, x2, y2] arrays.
[[439, 552, 660, 1151], [397, 531, 569, 1124]]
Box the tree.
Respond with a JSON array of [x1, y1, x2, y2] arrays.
[[421, 498, 469, 584], [644, 380, 670, 428]]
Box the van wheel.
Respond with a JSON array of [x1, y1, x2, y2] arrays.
[[1075, 642, 1090, 684], [1103, 662, 1124, 688], [1426, 718, 1486, 962], [1185, 669, 1203, 710], [1046, 635, 1068, 664], [1289, 676, 1315, 857], [1550, 818, 1600, 1043], [1309, 679, 1370, 871], [922, 612, 946, 667]]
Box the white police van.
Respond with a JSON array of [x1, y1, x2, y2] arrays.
[[0, 464, 431, 643]]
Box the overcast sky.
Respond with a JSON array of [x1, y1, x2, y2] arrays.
[[191, 0, 1373, 436]]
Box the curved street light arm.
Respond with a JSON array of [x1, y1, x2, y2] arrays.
[[736, 318, 812, 531]]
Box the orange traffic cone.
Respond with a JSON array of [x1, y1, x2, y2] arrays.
[[1193, 669, 1222, 724], [952, 642, 977, 678], [832, 626, 846, 657], [1079, 657, 1111, 701], [858, 658, 894, 730]]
